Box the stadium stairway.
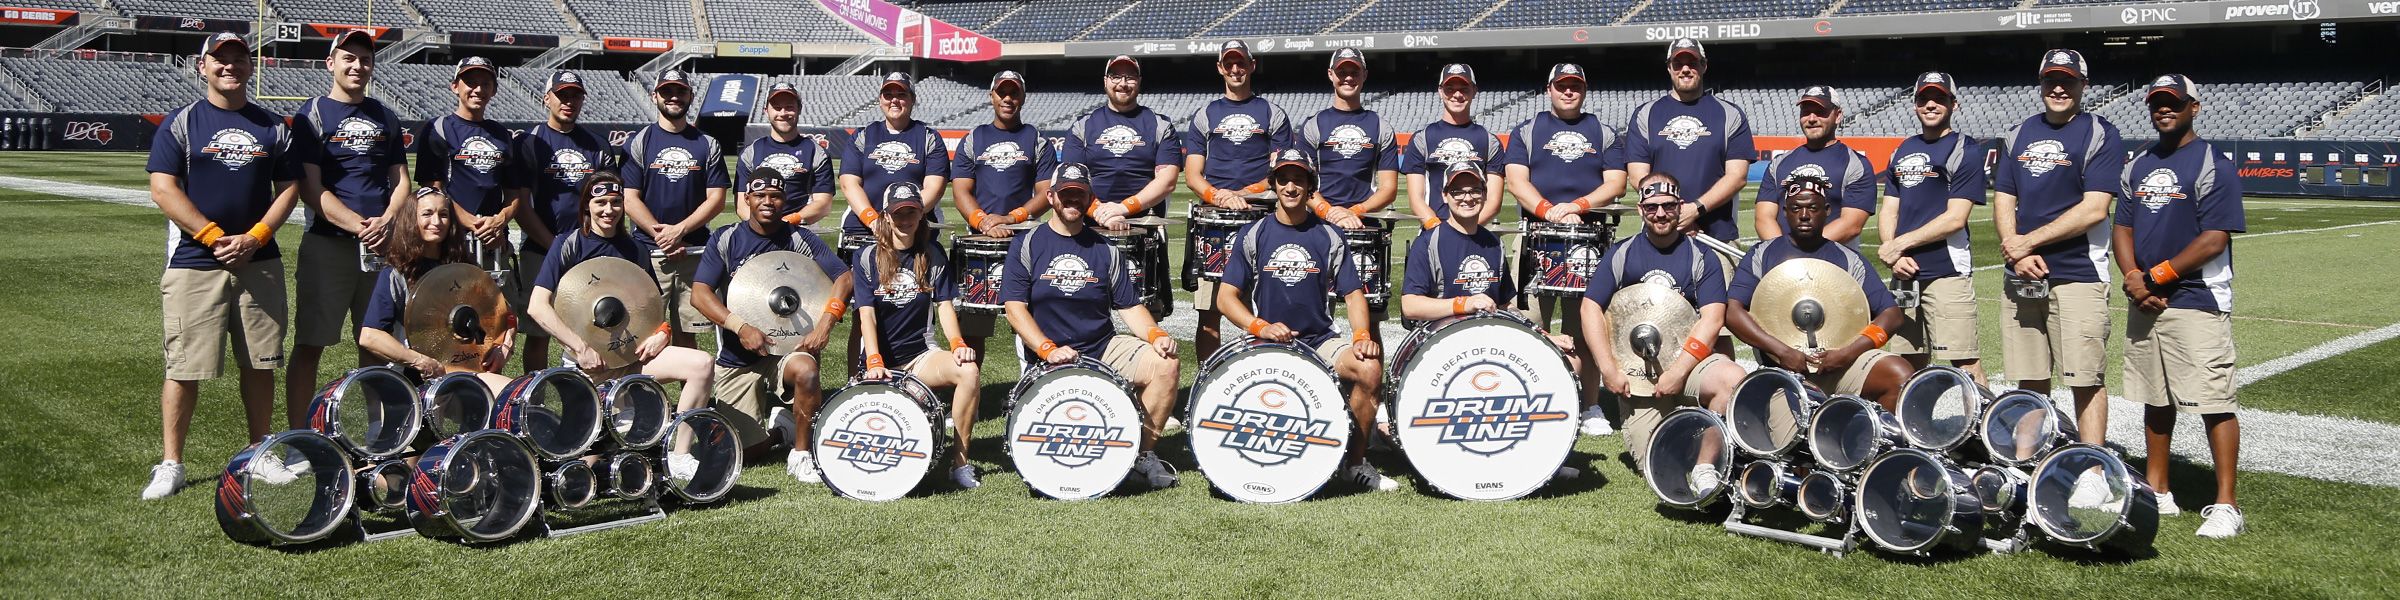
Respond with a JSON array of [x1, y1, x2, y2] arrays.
[[2295, 79, 2386, 139], [1458, 0, 1515, 29], [0, 68, 50, 112], [1070, 1, 1149, 42], [1321, 0, 1381, 35], [547, 0, 597, 40], [690, 0, 711, 40], [1198, 0, 1263, 36], [1612, 0, 1655, 25]]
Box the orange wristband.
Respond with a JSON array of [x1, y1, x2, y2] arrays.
[[1861, 324, 1890, 348], [1684, 337, 1711, 361], [1422, 217, 1442, 230], [1246, 319, 1268, 336], [1353, 329, 1373, 343], [951, 338, 970, 352], [1035, 339, 1060, 360], [1308, 198, 1332, 219], [781, 211, 808, 225], [1241, 182, 1269, 194], [1570, 198, 1592, 212], [2147, 261, 2180, 285], [864, 353, 886, 369], [858, 207, 881, 226], [1145, 327, 1170, 343], [1528, 199, 1552, 216], [194, 222, 225, 245], [967, 211, 986, 230], [1008, 207, 1031, 222], [823, 298, 847, 320], [247, 223, 273, 240], [655, 322, 672, 335], [1451, 297, 1470, 316]]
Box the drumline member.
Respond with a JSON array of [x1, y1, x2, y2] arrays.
[[1294, 47, 1393, 226], [520, 172, 716, 415], [413, 56, 524, 362], [1399, 63, 1503, 229], [950, 70, 1057, 361], [142, 32, 301, 499], [1724, 180, 1914, 409], [1064, 55, 1182, 224], [620, 69, 730, 349], [1992, 49, 2124, 444], [1499, 62, 1628, 436], [1875, 72, 1986, 381], [1579, 173, 1745, 469], [1753, 85, 1874, 247], [839, 72, 950, 252], [356, 188, 516, 393], [1184, 39, 1297, 368], [507, 70, 615, 375], [741, 81, 836, 225], [1212, 148, 1396, 492], [850, 182, 985, 489], [2114, 74, 2245, 537], [287, 29, 409, 428], [1625, 38, 1755, 241], [691, 169, 854, 482], [1001, 162, 1183, 489]]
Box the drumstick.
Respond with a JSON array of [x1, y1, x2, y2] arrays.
[[1689, 233, 1746, 260]]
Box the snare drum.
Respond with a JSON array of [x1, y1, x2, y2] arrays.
[[1005, 358, 1144, 500], [406, 429, 542, 543], [1185, 340, 1351, 504], [1101, 226, 1169, 317], [1385, 312, 1579, 501], [215, 430, 357, 545], [1524, 222, 1607, 297], [308, 366, 423, 461], [949, 234, 1013, 314], [813, 372, 948, 502], [1190, 204, 1268, 284], [1337, 225, 1393, 312], [495, 368, 605, 461], [662, 408, 743, 504], [419, 372, 497, 444], [598, 375, 672, 451], [837, 232, 875, 258]]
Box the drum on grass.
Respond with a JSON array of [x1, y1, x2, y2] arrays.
[[1971, 464, 2031, 524], [1524, 222, 1607, 297], [1979, 389, 2076, 468], [1896, 365, 1994, 456], [661, 408, 743, 504], [308, 366, 423, 461], [1385, 312, 1578, 501], [1728, 368, 1826, 459], [1190, 205, 1268, 283], [1337, 225, 1393, 312], [496, 368, 605, 461], [1100, 226, 1168, 317], [1185, 340, 1351, 504], [1797, 471, 1853, 524], [1006, 358, 1143, 500], [813, 372, 948, 502], [602, 453, 656, 500], [420, 372, 497, 443], [1855, 447, 1984, 555], [547, 461, 598, 509], [2027, 444, 2158, 555], [406, 429, 541, 543], [949, 234, 1014, 314], [1806, 394, 1902, 473], [216, 430, 357, 545], [1736, 460, 1803, 509], [358, 460, 412, 514], [598, 375, 673, 451], [1642, 407, 1735, 509]]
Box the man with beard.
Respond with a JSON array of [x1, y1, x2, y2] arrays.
[[1625, 38, 1754, 242], [1400, 63, 1502, 229], [287, 29, 408, 425], [1184, 39, 1296, 365], [1499, 62, 1628, 436], [1754, 85, 1873, 247], [950, 70, 1056, 361], [620, 69, 731, 348], [1992, 49, 2124, 444], [1579, 173, 1744, 470], [741, 81, 834, 225], [1876, 72, 1986, 382], [1066, 55, 1182, 224], [505, 70, 614, 372]]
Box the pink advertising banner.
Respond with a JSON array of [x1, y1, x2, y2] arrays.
[[813, 0, 999, 62]]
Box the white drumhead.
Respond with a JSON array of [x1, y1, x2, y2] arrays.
[[1187, 345, 1351, 504], [814, 384, 940, 502], [1391, 317, 1578, 500], [1008, 369, 1143, 500]]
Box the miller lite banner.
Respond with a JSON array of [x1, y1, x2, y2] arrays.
[[814, 0, 1000, 63]]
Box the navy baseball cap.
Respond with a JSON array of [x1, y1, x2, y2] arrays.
[[1271, 147, 1315, 174], [1667, 38, 1706, 62], [1442, 160, 1484, 186], [454, 56, 494, 80], [652, 69, 690, 91], [766, 81, 799, 102], [1052, 162, 1093, 192], [1105, 55, 1140, 77], [1797, 85, 1841, 111], [1438, 63, 1475, 87], [990, 70, 1025, 92], [1329, 47, 1365, 70], [546, 70, 583, 95], [2039, 49, 2088, 80], [2146, 74, 2201, 104], [1218, 39, 1251, 62], [880, 71, 913, 94], [883, 182, 925, 212], [200, 31, 247, 56], [744, 166, 786, 194], [328, 29, 375, 56], [1548, 63, 1586, 86], [1913, 72, 1956, 101]]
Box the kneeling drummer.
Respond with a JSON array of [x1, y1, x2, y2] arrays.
[[1724, 180, 1914, 409], [690, 168, 854, 483]]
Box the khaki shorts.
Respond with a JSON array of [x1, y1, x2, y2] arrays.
[[2002, 280, 2110, 387], [1808, 348, 1897, 397], [162, 261, 288, 380], [653, 253, 709, 333], [509, 246, 548, 338], [1195, 279, 1221, 312], [2124, 308, 2240, 415], [1627, 351, 1734, 399], [293, 233, 374, 348], [1620, 353, 1734, 464], [1097, 334, 1150, 374], [711, 353, 807, 447], [1312, 337, 1352, 365], [1889, 276, 1979, 361]]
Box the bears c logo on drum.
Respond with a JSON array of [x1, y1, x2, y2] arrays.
[[823, 409, 928, 474], [1410, 363, 1569, 456]]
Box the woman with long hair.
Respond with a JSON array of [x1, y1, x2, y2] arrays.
[[852, 182, 984, 488], [522, 172, 716, 412], [357, 187, 516, 391]]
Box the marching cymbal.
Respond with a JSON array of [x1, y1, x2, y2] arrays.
[[1750, 258, 1869, 354], [1358, 210, 1419, 222], [1607, 282, 1699, 387], [554, 256, 665, 369], [405, 263, 512, 373], [727, 250, 835, 355]]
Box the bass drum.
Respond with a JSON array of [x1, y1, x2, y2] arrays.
[[307, 366, 422, 461], [1385, 312, 1578, 501], [215, 430, 357, 546], [1185, 340, 1351, 504], [812, 373, 948, 502], [406, 429, 541, 543], [1005, 358, 1143, 501]]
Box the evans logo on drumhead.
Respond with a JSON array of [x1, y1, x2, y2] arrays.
[[1892, 152, 1935, 188], [330, 117, 384, 153], [2132, 168, 2185, 212], [1409, 365, 1569, 455], [1326, 124, 1374, 158], [2016, 139, 2072, 176], [1095, 125, 1146, 156], [1658, 115, 1712, 150], [1213, 113, 1264, 144], [202, 128, 266, 169], [869, 140, 919, 173], [1543, 131, 1595, 162], [824, 409, 926, 473], [455, 136, 504, 173], [1021, 399, 1132, 467], [1263, 244, 1320, 285], [1039, 254, 1099, 294], [547, 148, 593, 184]]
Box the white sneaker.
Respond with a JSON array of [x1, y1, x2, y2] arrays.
[[1133, 451, 1179, 489], [1163, 417, 1185, 433], [787, 451, 822, 484], [1345, 461, 1399, 492], [950, 464, 981, 489], [1689, 464, 1721, 494], [250, 452, 299, 485], [666, 452, 698, 482], [2196, 504, 2246, 539], [2155, 491, 2181, 516], [767, 407, 797, 449], [2069, 472, 2111, 509], [141, 461, 185, 500], [1579, 406, 1614, 436], [1554, 465, 1582, 480]]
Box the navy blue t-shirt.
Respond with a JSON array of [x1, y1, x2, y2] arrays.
[[1401, 224, 1513, 302], [146, 101, 299, 269], [530, 228, 656, 292], [1994, 112, 2125, 283], [1882, 131, 1987, 279], [510, 123, 612, 238], [1756, 140, 1877, 232], [738, 133, 836, 216], [1582, 236, 1727, 310], [413, 114, 518, 217], [1059, 105, 1182, 214], [851, 239, 956, 365], [290, 96, 405, 238], [1730, 236, 1895, 315], [951, 123, 1058, 216], [1296, 107, 1399, 208], [621, 123, 731, 247], [1398, 120, 1501, 219], [1220, 216, 1363, 347], [694, 222, 851, 367], [1500, 111, 1627, 220], [2116, 139, 2245, 312], [1623, 94, 1756, 240], [362, 259, 442, 335], [1184, 95, 1294, 190], [839, 120, 949, 235], [999, 224, 1141, 357]]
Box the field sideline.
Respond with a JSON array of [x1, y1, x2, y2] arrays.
[[2, 151, 2397, 596]]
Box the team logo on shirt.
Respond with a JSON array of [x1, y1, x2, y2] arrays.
[[1430, 137, 1482, 166], [759, 152, 804, 178], [547, 148, 593, 184], [1543, 131, 1595, 162], [455, 135, 504, 174], [877, 268, 923, 305], [1040, 253, 1099, 294], [1325, 124, 1374, 159], [1658, 115, 1713, 150], [649, 146, 700, 181], [1095, 125, 1146, 156], [869, 140, 919, 173], [1263, 243, 1321, 285], [2131, 168, 2186, 212], [328, 117, 384, 153], [201, 128, 266, 169], [1452, 255, 1498, 295], [1213, 113, 1264, 144], [2016, 139, 2072, 176], [977, 141, 1027, 171], [1892, 152, 1936, 188]]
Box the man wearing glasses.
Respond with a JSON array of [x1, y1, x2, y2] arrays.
[[1578, 173, 1743, 470]]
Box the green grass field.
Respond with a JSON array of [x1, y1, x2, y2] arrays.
[[3, 151, 2398, 596]]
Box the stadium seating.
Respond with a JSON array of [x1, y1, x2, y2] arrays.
[[410, 0, 580, 35], [1840, 83, 2109, 139], [2306, 91, 2400, 139], [268, 0, 419, 29], [911, 0, 1018, 30], [980, 0, 1119, 42], [706, 0, 872, 43], [1082, 0, 1243, 41], [2092, 79, 2365, 140], [0, 56, 197, 114], [1624, 0, 1831, 24], [110, 0, 270, 20], [744, 74, 881, 126], [1471, 0, 1639, 30], [1206, 0, 1366, 37], [501, 67, 655, 123], [6, 0, 103, 13], [563, 0, 697, 39], [1835, 0, 2015, 16], [1334, 0, 1487, 34]]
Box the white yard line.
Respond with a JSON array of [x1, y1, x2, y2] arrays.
[[1969, 219, 2400, 273], [0, 175, 308, 224]]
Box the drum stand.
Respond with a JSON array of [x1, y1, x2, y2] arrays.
[[534, 494, 667, 539], [1721, 504, 1859, 558], [1980, 522, 2032, 554], [349, 509, 420, 543]]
